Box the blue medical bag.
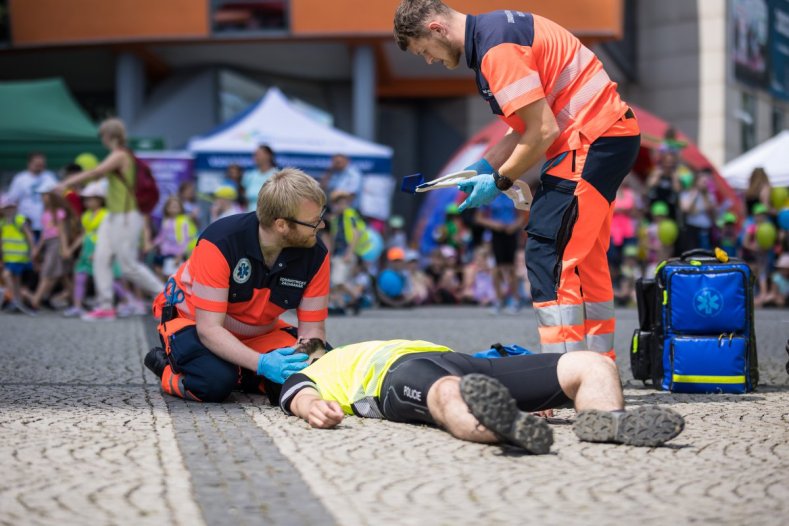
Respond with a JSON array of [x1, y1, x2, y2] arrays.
[[631, 249, 758, 393]]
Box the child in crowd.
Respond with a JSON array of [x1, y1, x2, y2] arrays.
[[462, 245, 496, 307], [762, 253, 789, 307], [404, 249, 431, 306], [385, 215, 408, 250], [717, 212, 740, 258], [376, 247, 414, 308], [614, 244, 642, 307], [26, 182, 78, 310], [0, 194, 35, 315], [62, 181, 133, 317], [211, 185, 243, 223], [743, 203, 775, 305], [643, 201, 675, 276], [148, 196, 197, 279], [178, 181, 202, 230]]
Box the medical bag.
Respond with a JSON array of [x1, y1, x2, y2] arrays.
[[631, 249, 758, 393]]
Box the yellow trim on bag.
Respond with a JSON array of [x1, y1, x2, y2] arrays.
[[672, 374, 745, 384], [632, 334, 638, 353]]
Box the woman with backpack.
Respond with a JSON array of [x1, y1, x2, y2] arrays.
[[55, 118, 164, 321]]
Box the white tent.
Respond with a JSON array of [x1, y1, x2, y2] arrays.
[[721, 130, 789, 189], [188, 87, 394, 218]]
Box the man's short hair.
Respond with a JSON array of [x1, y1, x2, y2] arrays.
[[257, 167, 326, 228], [393, 0, 450, 51], [27, 151, 45, 162], [295, 338, 327, 364]]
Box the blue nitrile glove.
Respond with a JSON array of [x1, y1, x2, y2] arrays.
[[464, 158, 495, 176], [457, 173, 500, 212], [257, 346, 309, 384]]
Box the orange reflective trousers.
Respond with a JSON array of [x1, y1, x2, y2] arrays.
[[526, 112, 640, 359]]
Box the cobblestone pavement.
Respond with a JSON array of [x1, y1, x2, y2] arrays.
[[1, 308, 787, 525]]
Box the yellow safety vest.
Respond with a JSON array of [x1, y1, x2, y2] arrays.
[[301, 340, 452, 417], [174, 214, 197, 255], [81, 208, 108, 243], [0, 214, 31, 263], [331, 208, 371, 256]]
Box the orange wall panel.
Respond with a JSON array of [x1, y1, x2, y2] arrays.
[[10, 0, 209, 45], [291, 0, 623, 38]]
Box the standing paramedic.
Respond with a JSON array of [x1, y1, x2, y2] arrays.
[[143, 168, 331, 403], [394, 1, 641, 358]]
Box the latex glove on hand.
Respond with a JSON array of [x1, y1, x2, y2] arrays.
[[457, 173, 500, 212], [257, 346, 309, 384], [464, 158, 496, 176]]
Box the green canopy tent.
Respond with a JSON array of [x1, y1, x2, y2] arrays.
[[0, 78, 106, 172]]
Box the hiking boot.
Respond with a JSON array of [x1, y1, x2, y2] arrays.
[[144, 347, 169, 378], [573, 406, 685, 447], [459, 374, 553, 454]]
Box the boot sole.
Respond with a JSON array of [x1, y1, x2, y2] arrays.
[[574, 406, 685, 447], [459, 374, 553, 454]]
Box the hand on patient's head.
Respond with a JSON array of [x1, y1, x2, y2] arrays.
[[295, 338, 327, 365]]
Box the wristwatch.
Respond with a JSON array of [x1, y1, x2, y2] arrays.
[[493, 171, 514, 191]]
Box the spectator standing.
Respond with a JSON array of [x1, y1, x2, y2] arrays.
[[679, 170, 717, 251], [55, 118, 165, 321], [7, 152, 58, 239], [223, 163, 248, 210], [242, 145, 277, 212], [0, 193, 35, 315], [62, 181, 132, 318], [26, 182, 78, 310], [474, 193, 526, 314], [321, 154, 363, 209], [743, 168, 772, 217], [385, 215, 408, 250], [646, 146, 682, 223], [609, 176, 639, 268]]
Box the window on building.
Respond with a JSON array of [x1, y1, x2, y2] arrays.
[[772, 107, 786, 136], [0, 0, 10, 45], [740, 92, 757, 152], [212, 0, 288, 34]]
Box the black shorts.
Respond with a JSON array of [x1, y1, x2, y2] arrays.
[[378, 352, 571, 425], [491, 231, 518, 265]]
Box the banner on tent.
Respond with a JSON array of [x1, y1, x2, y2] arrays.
[[194, 151, 391, 175]]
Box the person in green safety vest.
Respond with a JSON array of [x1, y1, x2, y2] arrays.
[[0, 193, 36, 315], [328, 190, 372, 293]]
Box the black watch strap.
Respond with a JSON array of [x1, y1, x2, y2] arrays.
[[493, 171, 514, 191]]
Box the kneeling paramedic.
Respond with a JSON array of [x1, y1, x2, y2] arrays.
[[280, 339, 685, 454], [145, 168, 331, 402]]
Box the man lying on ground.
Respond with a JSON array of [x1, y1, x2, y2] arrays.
[[279, 339, 685, 454]]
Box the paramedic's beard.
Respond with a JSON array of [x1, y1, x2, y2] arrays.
[[283, 227, 317, 248]]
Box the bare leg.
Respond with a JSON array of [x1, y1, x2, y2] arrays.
[[556, 351, 624, 412], [426, 376, 498, 443]]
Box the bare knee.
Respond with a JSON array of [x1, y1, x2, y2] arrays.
[[557, 351, 619, 399]]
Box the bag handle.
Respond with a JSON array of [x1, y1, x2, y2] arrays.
[[680, 248, 716, 260]]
